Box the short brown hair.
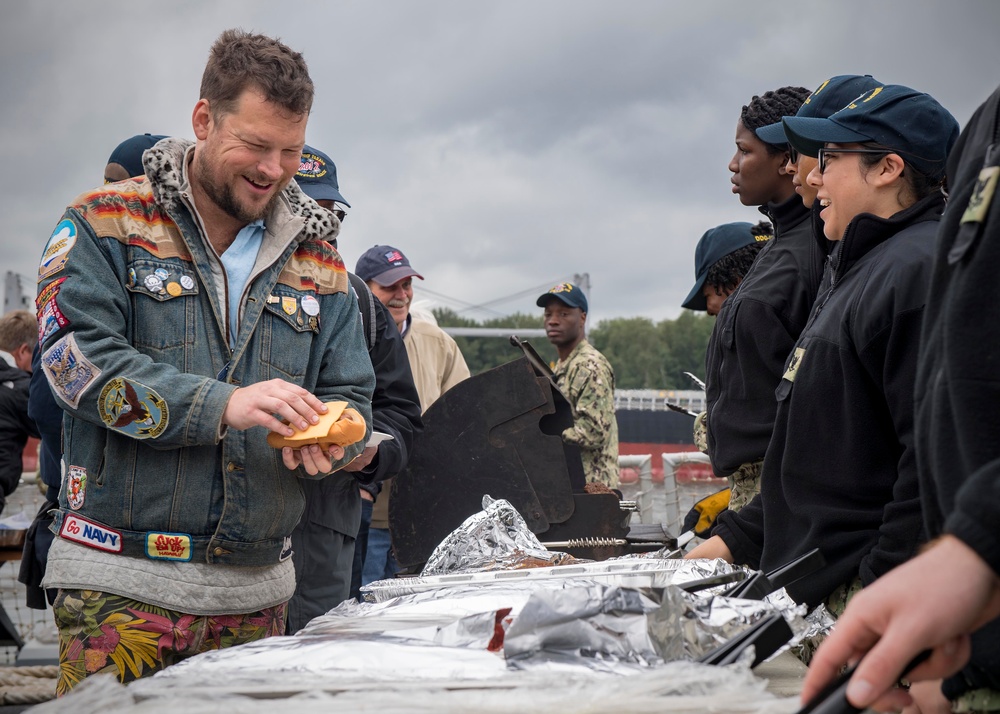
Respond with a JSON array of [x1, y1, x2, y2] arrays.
[[200, 29, 313, 118], [0, 310, 35, 353]]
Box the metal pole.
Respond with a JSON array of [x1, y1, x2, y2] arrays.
[[661, 451, 712, 534], [573, 272, 591, 337], [618, 454, 653, 525]]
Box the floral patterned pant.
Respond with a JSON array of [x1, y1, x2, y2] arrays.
[[52, 589, 286, 696]]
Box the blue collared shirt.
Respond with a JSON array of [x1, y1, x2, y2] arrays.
[[220, 219, 265, 347]]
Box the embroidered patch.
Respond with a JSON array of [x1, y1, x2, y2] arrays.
[[782, 346, 807, 383], [42, 333, 102, 409], [98, 377, 169, 439], [67, 465, 87, 510], [60, 514, 122, 553], [282, 295, 297, 315], [279, 536, 293, 562], [39, 219, 77, 281], [145, 532, 193, 561], [961, 165, 1000, 225], [36, 276, 67, 310], [37, 283, 70, 344]]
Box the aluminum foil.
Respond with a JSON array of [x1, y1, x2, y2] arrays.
[[40, 657, 800, 714], [39, 574, 807, 712], [363, 555, 738, 603], [421, 494, 583, 575]]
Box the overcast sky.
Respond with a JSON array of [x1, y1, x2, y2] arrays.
[[3, 0, 999, 324]]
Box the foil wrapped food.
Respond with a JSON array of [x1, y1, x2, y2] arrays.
[[421, 494, 582, 575]]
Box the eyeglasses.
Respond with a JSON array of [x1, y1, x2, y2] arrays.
[[818, 148, 889, 174], [787, 146, 799, 165], [332, 208, 347, 222]]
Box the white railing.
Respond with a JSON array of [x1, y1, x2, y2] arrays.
[[614, 389, 705, 414]]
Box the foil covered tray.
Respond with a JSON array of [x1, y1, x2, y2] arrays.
[[362, 557, 736, 602]]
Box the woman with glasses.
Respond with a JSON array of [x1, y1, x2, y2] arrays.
[[689, 84, 959, 648]]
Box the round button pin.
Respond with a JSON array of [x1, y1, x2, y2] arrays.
[[166, 282, 182, 297], [180, 275, 195, 290], [301, 295, 320, 316]]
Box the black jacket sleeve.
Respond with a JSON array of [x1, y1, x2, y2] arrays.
[[353, 297, 422, 486], [0, 359, 36, 507], [28, 343, 62, 494], [713, 491, 765, 570]]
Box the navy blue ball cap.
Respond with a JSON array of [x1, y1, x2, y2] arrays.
[[783, 84, 960, 179], [296, 145, 351, 207], [682, 222, 760, 311], [755, 75, 882, 146], [355, 245, 424, 287], [107, 134, 168, 179], [537, 283, 588, 313]]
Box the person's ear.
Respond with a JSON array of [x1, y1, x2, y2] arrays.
[[777, 150, 792, 175], [14, 343, 33, 372], [873, 153, 906, 187], [192, 99, 213, 141]]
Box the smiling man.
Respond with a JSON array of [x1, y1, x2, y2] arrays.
[[537, 283, 619, 488], [36, 30, 374, 691]]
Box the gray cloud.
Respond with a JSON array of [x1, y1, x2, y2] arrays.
[[2, 0, 998, 324]]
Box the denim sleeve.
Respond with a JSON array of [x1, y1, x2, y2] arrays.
[[37, 208, 236, 448]]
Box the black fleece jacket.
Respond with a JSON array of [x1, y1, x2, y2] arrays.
[[715, 193, 945, 607], [705, 193, 825, 477], [914, 83, 1000, 699], [0, 356, 36, 513]]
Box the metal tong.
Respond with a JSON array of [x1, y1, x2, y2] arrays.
[[697, 613, 793, 668], [722, 548, 827, 600], [796, 650, 931, 714]]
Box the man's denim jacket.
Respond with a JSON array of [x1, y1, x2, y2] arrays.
[[36, 138, 374, 567]]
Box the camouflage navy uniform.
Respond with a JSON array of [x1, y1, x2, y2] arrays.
[[552, 339, 619, 487]]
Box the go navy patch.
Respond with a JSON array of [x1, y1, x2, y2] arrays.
[[98, 377, 168, 439], [145, 532, 192, 561], [67, 465, 87, 510], [39, 219, 78, 282], [59, 514, 122, 553], [42, 333, 102, 409]]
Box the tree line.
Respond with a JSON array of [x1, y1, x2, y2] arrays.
[[433, 308, 715, 390]]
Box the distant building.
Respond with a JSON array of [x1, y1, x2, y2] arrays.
[[2, 270, 35, 314], [3, 272, 30, 314]]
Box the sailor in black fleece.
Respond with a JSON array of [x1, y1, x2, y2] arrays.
[[803, 83, 1000, 714], [704, 85, 820, 511], [689, 85, 960, 611]]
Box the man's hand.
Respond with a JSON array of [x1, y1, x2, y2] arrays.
[[223, 379, 328, 435], [281, 443, 346, 476], [801, 536, 1000, 712], [684, 535, 734, 562], [344, 445, 378, 473]]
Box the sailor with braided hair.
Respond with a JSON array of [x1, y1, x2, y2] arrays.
[[739, 86, 812, 154], [699, 84, 825, 512]]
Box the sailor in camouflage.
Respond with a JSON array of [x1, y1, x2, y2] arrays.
[[537, 283, 619, 487]]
